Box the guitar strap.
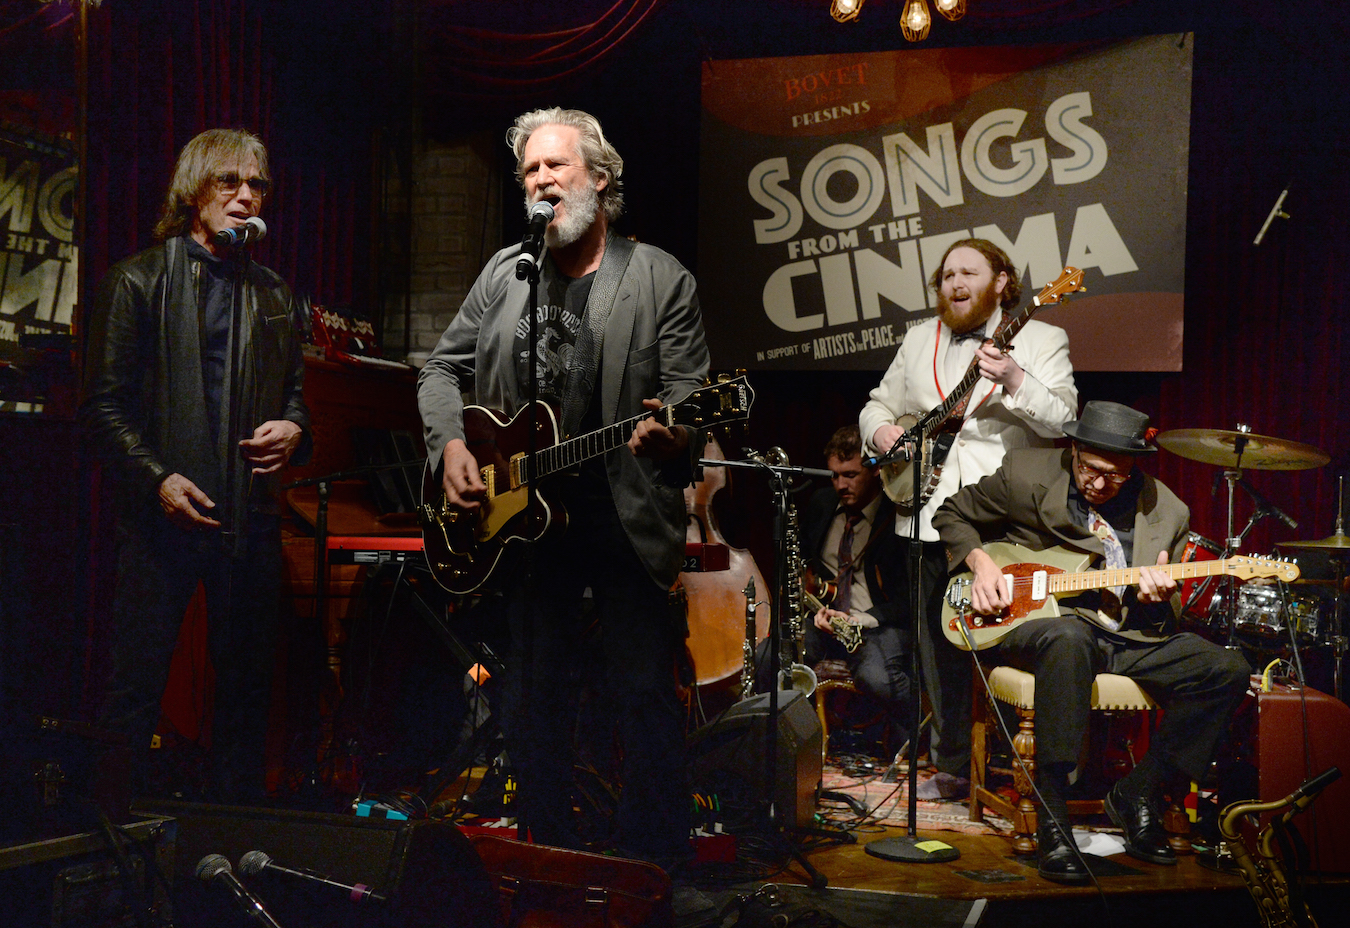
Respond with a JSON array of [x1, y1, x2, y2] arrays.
[[560, 233, 637, 436]]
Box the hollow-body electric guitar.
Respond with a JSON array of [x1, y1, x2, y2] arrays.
[[881, 267, 1086, 513], [420, 376, 755, 594], [942, 541, 1299, 650]]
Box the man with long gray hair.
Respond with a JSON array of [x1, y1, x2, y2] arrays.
[[419, 108, 709, 871], [81, 128, 311, 806]]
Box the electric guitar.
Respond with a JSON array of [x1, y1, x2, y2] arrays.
[[941, 541, 1300, 650], [420, 376, 755, 594], [880, 267, 1086, 513]]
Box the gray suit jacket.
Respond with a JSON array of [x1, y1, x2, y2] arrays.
[[933, 446, 1191, 641], [417, 234, 710, 588]]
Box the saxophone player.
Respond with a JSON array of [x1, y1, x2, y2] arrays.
[[802, 426, 916, 753]]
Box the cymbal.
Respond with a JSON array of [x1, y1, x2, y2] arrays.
[[1155, 429, 1330, 470], [1279, 533, 1350, 550]]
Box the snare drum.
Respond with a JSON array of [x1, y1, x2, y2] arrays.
[[1220, 580, 1326, 646]]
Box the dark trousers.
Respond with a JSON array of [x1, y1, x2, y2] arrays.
[[896, 537, 973, 775], [501, 497, 689, 862], [995, 618, 1251, 780], [99, 512, 281, 803], [805, 623, 914, 745]]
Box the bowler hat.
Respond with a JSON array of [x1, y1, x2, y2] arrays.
[[1062, 401, 1156, 454]]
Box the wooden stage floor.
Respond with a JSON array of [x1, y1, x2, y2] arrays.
[[723, 816, 1350, 927]]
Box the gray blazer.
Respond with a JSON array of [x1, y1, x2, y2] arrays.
[[417, 234, 710, 588], [933, 446, 1191, 641]]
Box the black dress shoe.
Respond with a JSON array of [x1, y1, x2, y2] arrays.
[[1037, 822, 1089, 884], [1105, 783, 1176, 866]]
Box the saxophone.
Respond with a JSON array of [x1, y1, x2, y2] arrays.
[[1217, 766, 1340, 928], [740, 577, 758, 701], [778, 465, 817, 696]]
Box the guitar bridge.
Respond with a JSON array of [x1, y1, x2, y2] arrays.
[[947, 577, 979, 626]]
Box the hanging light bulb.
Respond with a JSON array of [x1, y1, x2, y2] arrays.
[[900, 0, 931, 41], [935, 0, 966, 21], [830, 0, 865, 23]]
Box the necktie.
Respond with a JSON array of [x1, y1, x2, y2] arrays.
[[834, 512, 861, 614], [1088, 509, 1127, 631]]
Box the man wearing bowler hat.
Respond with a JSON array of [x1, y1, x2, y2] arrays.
[[933, 401, 1250, 884]]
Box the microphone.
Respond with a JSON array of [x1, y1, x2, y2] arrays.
[[239, 850, 387, 905], [515, 200, 555, 280], [195, 854, 285, 928], [1253, 186, 1290, 246], [213, 216, 268, 249], [1238, 477, 1298, 530]]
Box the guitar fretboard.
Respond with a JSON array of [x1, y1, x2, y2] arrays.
[[920, 302, 1038, 435], [1047, 558, 1282, 594], [525, 409, 656, 482]]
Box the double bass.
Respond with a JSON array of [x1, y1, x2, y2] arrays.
[[677, 435, 770, 691]]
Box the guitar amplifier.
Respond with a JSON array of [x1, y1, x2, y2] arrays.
[[1221, 678, 1350, 873], [0, 816, 174, 927]]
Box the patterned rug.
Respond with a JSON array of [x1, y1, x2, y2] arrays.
[[818, 758, 1014, 836]]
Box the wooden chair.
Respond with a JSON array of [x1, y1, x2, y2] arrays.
[[813, 660, 888, 765], [968, 665, 1191, 856]]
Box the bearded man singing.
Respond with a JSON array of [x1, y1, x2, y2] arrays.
[[858, 238, 1078, 798]]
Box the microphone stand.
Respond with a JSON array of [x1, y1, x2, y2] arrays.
[[515, 251, 543, 842], [700, 456, 835, 888], [860, 434, 960, 863]]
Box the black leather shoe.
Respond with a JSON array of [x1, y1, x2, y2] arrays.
[[1105, 783, 1176, 866], [1036, 822, 1089, 884]]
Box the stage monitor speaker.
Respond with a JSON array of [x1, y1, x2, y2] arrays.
[[1222, 679, 1350, 873], [687, 690, 823, 829], [132, 799, 500, 927]]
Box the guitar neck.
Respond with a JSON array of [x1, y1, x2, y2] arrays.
[[1050, 558, 1253, 595], [922, 302, 1038, 433], [529, 410, 651, 482]]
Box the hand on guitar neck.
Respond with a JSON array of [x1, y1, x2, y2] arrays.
[[963, 547, 1178, 616]]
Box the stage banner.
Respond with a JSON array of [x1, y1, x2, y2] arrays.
[[0, 117, 78, 415], [697, 34, 1191, 371]]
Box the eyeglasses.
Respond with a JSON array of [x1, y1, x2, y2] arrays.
[[214, 172, 271, 197], [1073, 451, 1132, 487]]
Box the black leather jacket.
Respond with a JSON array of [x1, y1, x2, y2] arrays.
[[80, 236, 312, 548]]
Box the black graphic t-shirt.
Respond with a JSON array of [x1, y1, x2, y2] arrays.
[[513, 267, 596, 408]]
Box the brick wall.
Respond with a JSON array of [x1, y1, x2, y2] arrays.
[[392, 132, 504, 361]]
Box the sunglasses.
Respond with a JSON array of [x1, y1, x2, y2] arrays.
[[214, 172, 271, 197]]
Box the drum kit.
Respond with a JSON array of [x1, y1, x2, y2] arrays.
[[1156, 424, 1347, 697]]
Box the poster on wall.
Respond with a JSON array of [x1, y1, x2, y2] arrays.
[[697, 34, 1192, 372], [0, 117, 77, 415]]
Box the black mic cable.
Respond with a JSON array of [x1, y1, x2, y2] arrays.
[[195, 854, 285, 928], [239, 850, 387, 904]]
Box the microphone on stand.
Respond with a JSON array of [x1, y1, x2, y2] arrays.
[[1253, 186, 1291, 246], [1238, 477, 1298, 530], [195, 854, 285, 928], [515, 200, 555, 280], [213, 216, 268, 249], [239, 850, 387, 904]]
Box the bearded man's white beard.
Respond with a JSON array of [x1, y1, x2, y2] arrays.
[[530, 180, 601, 251]]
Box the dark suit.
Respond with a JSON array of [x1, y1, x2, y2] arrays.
[[800, 487, 913, 742], [418, 232, 709, 862], [934, 447, 1250, 779]]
